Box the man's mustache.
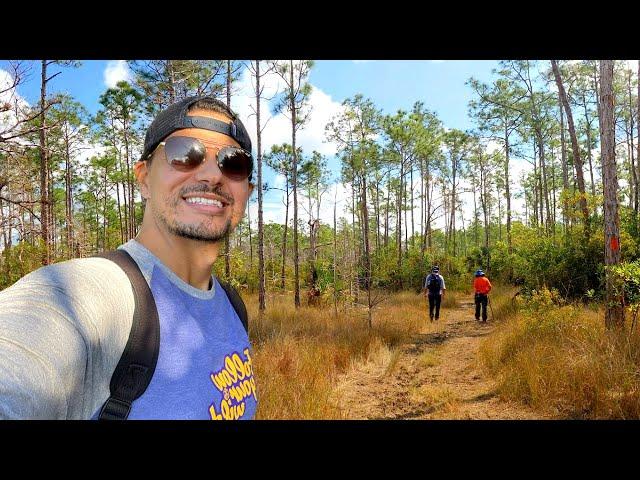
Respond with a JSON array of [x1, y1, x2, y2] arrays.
[[180, 185, 235, 205]]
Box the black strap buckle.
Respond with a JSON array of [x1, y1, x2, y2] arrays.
[[99, 397, 132, 421]]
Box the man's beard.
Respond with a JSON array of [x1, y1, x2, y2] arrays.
[[163, 215, 232, 242], [155, 186, 235, 242]]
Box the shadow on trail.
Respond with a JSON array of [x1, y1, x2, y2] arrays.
[[465, 391, 497, 403], [373, 406, 438, 420]]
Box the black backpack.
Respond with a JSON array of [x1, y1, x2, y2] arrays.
[[426, 273, 442, 294], [94, 249, 248, 420]]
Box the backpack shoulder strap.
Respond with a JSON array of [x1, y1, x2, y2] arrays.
[[218, 280, 249, 333], [94, 249, 160, 420]]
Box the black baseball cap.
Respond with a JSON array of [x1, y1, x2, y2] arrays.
[[141, 95, 252, 161]]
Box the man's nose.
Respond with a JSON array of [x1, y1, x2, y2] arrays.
[[193, 149, 224, 183]]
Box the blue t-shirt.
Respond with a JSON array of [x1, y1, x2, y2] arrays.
[[92, 240, 257, 420]]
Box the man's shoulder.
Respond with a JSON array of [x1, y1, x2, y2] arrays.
[[6, 256, 136, 312], [17, 256, 129, 288], [0, 255, 137, 419]]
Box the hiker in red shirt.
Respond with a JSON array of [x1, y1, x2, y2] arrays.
[[473, 269, 492, 323]]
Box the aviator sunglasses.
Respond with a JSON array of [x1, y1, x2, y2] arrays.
[[150, 136, 253, 181]]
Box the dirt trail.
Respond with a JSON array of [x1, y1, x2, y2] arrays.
[[333, 299, 552, 419]]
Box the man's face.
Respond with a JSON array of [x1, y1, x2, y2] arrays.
[[138, 108, 253, 243]]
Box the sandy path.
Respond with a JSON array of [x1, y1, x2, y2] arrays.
[[333, 299, 551, 419]]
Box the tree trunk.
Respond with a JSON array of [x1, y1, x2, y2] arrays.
[[374, 178, 380, 251], [64, 122, 74, 259], [637, 60, 640, 223], [361, 173, 373, 328], [122, 119, 136, 240], [123, 119, 135, 240], [419, 158, 425, 254], [550, 156, 557, 240], [289, 62, 301, 308], [397, 154, 403, 287], [333, 186, 338, 318], [481, 166, 489, 250], [103, 165, 108, 251], [116, 135, 129, 242], [559, 90, 570, 231], [600, 60, 624, 329], [627, 73, 638, 215], [498, 184, 503, 242], [39, 60, 51, 265], [537, 128, 552, 235], [255, 62, 266, 312], [449, 154, 457, 255], [583, 101, 596, 199], [224, 60, 232, 280], [532, 139, 539, 229], [551, 60, 590, 234], [281, 179, 289, 290], [0, 198, 6, 250], [504, 122, 512, 252], [403, 167, 408, 254], [593, 62, 603, 218], [384, 175, 390, 248], [473, 173, 479, 246], [410, 163, 414, 248], [426, 167, 433, 249]]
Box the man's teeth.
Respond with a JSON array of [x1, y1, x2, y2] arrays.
[[185, 197, 223, 207]]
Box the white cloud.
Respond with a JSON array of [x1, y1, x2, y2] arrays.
[[78, 142, 108, 165], [0, 67, 31, 142], [232, 62, 345, 159], [0, 69, 24, 105], [103, 60, 132, 88], [232, 61, 348, 228], [485, 139, 503, 155], [272, 173, 286, 190], [246, 180, 354, 228]]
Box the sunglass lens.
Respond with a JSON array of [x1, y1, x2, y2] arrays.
[[219, 148, 253, 180], [164, 137, 206, 171]]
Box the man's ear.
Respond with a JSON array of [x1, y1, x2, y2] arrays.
[[134, 160, 151, 200], [248, 182, 255, 197]]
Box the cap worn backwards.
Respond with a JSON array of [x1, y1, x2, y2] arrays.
[[141, 96, 252, 162]]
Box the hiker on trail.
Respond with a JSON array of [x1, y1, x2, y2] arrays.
[[473, 269, 492, 323], [423, 265, 446, 321], [0, 96, 256, 420]]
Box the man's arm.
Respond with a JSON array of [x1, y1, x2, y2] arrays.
[[0, 258, 134, 419], [440, 276, 446, 296]]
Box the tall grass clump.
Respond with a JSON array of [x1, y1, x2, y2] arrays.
[[480, 287, 640, 419], [246, 291, 427, 419]]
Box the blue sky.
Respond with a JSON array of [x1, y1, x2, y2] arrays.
[[310, 60, 500, 130], [2, 59, 521, 228], [3, 60, 501, 127]]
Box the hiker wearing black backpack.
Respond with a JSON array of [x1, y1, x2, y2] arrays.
[[0, 96, 256, 420], [423, 266, 446, 321]]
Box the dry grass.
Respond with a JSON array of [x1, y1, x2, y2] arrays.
[[408, 384, 457, 414], [246, 290, 431, 419], [418, 349, 441, 368], [480, 288, 640, 419]]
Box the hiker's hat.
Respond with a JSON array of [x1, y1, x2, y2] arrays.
[[475, 269, 484, 277]]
